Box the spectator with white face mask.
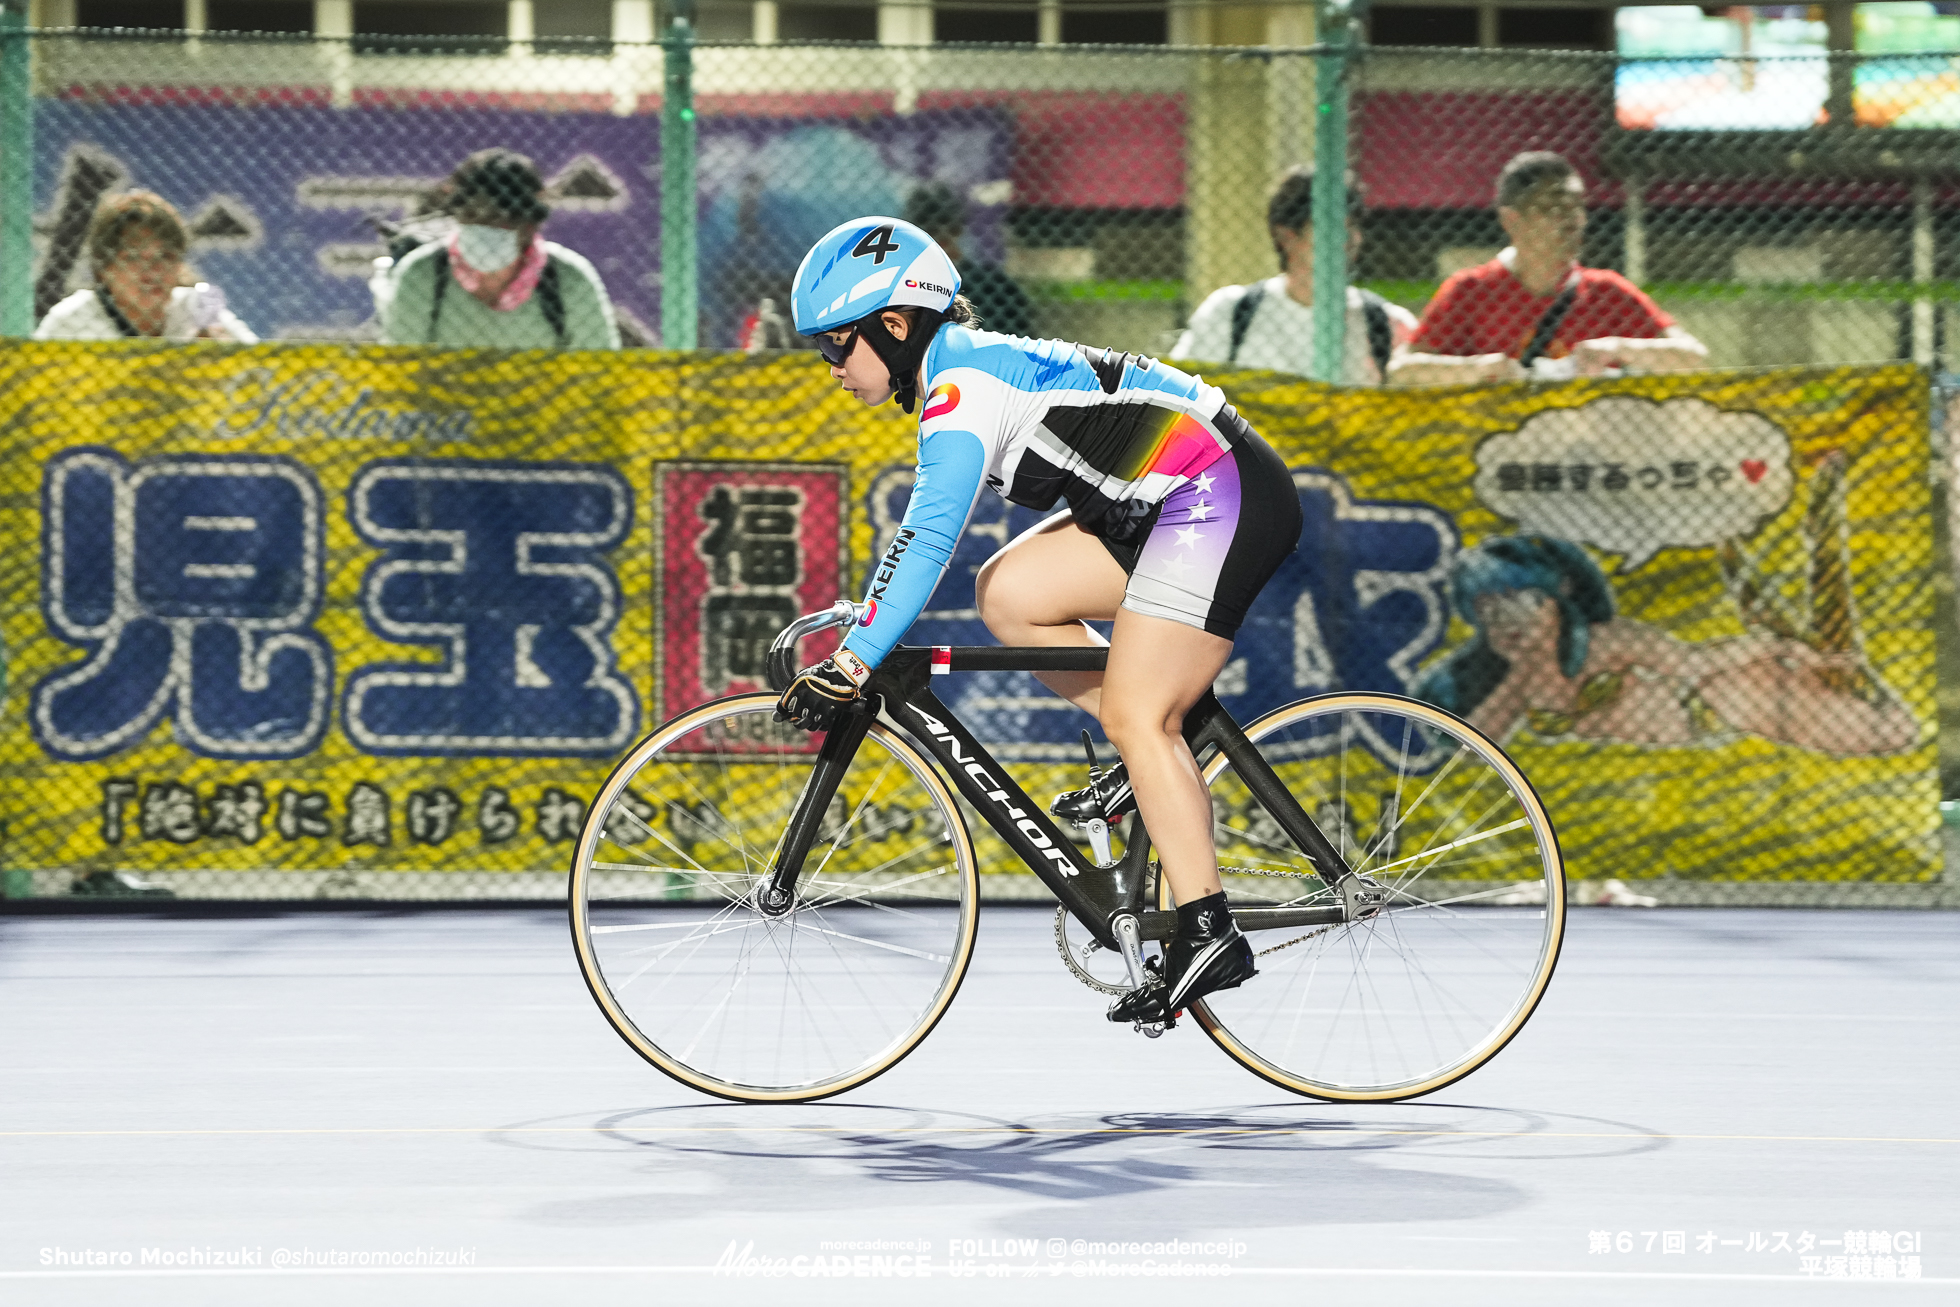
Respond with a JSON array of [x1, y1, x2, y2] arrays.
[[381, 148, 620, 349]]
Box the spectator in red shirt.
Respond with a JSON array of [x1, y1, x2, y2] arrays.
[[1389, 152, 1706, 385]]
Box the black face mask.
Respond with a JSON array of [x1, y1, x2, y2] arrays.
[[854, 309, 947, 414]]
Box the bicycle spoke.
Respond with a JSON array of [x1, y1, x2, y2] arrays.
[[779, 913, 954, 965], [592, 917, 747, 935], [1187, 694, 1562, 1099], [801, 862, 960, 914], [608, 909, 753, 989], [1364, 816, 1529, 879], [573, 700, 976, 1100]]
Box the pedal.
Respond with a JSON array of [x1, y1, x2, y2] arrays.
[[1055, 732, 1128, 870], [1080, 817, 1116, 869]]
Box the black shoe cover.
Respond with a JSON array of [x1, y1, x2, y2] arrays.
[[1164, 927, 1257, 1011], [1051, 762, 1135, 824], [1106, 953, 1166, 1024], [1101, 893, 1257, 1027]]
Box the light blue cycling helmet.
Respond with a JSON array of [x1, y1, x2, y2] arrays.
[[793, 216, 961, 412]]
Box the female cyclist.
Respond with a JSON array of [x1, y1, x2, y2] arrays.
[[775, 217, 1303, 1025]]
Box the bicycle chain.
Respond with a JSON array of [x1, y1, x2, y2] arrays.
[[1255, 923, 1340, 957], [1057, 876, 1343, 985], [1220, 867, 1347, 956]]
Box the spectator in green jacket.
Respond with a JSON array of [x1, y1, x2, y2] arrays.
[[382, 148, 620, 349]]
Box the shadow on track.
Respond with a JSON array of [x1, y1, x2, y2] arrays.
[[495, 1102, 1666, 1229]]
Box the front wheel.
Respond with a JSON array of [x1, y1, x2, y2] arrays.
[[1164, 692, 1566, 1101], [570, 694, 980, 1103]]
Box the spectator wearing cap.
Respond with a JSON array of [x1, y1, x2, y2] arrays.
[[35, 190, 258, 343], [382, 148, 620, 349], [1171, 166, 1414, 384], [1389, 152, 1705, 384], [905, 181, 1032, 339]]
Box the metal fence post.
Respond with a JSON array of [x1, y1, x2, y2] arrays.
[[0, 2, 22, 891], [1309, 0, 1355, 385], [660, 0, 698, 350], [0, 2, 32, 339]]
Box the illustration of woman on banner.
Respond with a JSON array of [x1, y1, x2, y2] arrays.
[[1414, 460, 1917, 755]]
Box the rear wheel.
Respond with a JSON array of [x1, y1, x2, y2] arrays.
[[1162, 692, 1565, 1101], [570, 694, 980, 1103]]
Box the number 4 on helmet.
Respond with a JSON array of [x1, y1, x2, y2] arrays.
[[792, 216, 963, 414]]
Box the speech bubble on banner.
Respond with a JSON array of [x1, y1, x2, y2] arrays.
[[1473, 396, 1794, 571]]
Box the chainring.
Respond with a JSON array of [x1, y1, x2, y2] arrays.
[[1052, 906, 1131, 996]]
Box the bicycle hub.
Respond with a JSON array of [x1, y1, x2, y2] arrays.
[[754, 883, 795, 917]]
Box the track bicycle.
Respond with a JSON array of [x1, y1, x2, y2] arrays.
[[570, 601, 1565, 1104]]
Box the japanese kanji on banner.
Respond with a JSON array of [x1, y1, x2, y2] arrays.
[[0, 342, 1937, 887], [0, 344, 895, 883]]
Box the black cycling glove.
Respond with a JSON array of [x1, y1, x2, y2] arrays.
[[775, 649, 872, 732]]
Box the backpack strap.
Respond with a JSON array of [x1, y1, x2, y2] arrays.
[[539, 255, 566, 344], [1357, 288, 1393, 381], [429, 246, 567, 345], [1518, 277, 1581, 369], [429, 248, 449, 340], [1227, 281, 1266, 365], [94, 286, 140, 338]]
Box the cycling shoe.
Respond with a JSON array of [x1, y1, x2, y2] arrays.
[[1164, 926, 1257, 1011], [1107, 981, 1169, 1025], [1051, 762, 1135, 824], [1106, 953, 1166, 1025], [1104, 893, 1258, 1025]]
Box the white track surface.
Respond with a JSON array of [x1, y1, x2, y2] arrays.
[[2, 907, 1955, 1306]]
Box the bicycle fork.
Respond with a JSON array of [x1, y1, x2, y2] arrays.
[[753, 709, 874, 916]]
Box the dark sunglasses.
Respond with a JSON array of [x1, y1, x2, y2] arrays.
[[815, 323, 860, 366]]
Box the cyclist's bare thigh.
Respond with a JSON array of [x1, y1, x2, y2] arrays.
[[975, 511, 1126, 631]]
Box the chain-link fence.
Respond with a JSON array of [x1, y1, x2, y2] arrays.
[[18, 27, 1960, 371], [0, 23, 1955, 905]]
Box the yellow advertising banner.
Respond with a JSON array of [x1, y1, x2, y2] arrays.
[[0, 343, 1936, 888], [1224, 364, 1939, 885]]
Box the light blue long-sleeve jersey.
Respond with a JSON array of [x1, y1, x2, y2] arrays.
[[837, 324, 1234, 668]]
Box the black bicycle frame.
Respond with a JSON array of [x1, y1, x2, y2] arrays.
[[763, 645, 1358, 951]]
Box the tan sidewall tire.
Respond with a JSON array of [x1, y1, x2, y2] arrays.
[[569, 694, 981, 1103], [1167, 691, 1566, 1102]]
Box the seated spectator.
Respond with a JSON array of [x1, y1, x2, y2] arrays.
[[1390, 152, 1706, 385], [906, 181, 1032, 339], [1172, 165, 1415, 384], [381, 148, 620, 349], [35, 190, 258, 343]]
